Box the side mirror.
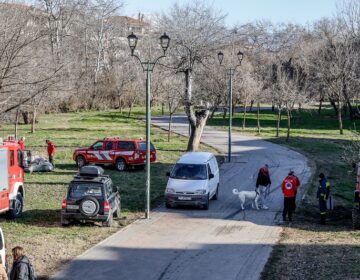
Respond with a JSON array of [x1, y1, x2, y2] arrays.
[[209, 174, 214, 179], [166, 172, 170, 177], [112, 185, 119, 193]]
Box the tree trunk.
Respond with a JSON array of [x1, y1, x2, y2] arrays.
[[168, 113, 173, 142], [249, 100, 254, 112], [257, 102, 261, 134], [162, 103, 165, 115], [286, 109, 291, 141], [210, 106, 217, 119], [276, 108, 281, 137], [187, 112, 209, 151], [338, 100, 344, 135], [31, 105, 36, 133], [21, 111, 31, 125], [271, 102, 275, 112], [242, 102, 247, 129], [222, 107, 227, 119], [183, 69, 210, 151], [329, 99, 338, 116], [128, 102, 133, 118], [318, 99, 323, 114]]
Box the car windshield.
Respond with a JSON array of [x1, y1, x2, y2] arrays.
[[69, 183, 103, 198], [170, 163, 207, 180], [138, 142, 155, 151]]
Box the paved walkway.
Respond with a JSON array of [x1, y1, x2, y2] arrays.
[[52, 115, 312, 280]]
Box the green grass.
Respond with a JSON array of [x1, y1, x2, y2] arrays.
[[0, 110, 215, 278]]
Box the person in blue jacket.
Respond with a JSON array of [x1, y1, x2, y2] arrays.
[[317, 173, 330, 225]]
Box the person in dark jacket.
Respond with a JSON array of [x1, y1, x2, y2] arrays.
[[317, 173, 330, 225], [10, 246, 35, 280], [256, 164, 271, 209]]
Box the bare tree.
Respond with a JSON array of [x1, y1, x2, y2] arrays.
[[159, 1, 227, 151]]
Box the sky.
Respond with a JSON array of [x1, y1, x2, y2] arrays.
[[124, 0, 340, 26]]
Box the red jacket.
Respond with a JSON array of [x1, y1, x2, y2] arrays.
[[18, 140, 25, 150], [47, 141, 55, 156], [281, 175, 300, 197]]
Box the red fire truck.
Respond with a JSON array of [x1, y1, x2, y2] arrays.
[[0, 136, 25, 219]]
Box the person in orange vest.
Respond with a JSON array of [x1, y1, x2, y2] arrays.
[[281, 170, 301, 222], [17, 137, 25, 150], [46, 139, 55, 168]]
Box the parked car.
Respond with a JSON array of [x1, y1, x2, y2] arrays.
[[73, 137, 156, 171], [165, 152, 220, 210], [61, 166, 121, 227], [0, 227, 8, 271]]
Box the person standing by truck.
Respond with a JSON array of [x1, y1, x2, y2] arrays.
[[46, 139, 55, 168], [317, 173, 330, 225], [17, 137, 25, 151]]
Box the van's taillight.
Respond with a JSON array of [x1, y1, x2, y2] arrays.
[[62, 199, 67, 209], [104, 201, 110, 212]]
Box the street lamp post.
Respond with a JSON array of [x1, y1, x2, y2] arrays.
[[127, 32, 170, 219], [218, 50, 244, 163]]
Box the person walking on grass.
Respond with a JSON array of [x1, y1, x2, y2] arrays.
[[0, 256, 8, 280], [255, 164, 271, 209], [281, 170, 300, 222], [317, 173, 330, 225], [10, 246, 37, 280], [46, 139, 55, 168]]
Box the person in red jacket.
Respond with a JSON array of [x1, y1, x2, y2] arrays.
[[281, 170, 300, 222], [17, 137, 26, 150], [46, 139, 55, 168]]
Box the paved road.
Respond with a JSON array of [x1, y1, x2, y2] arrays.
[[52, 115, 312, 280]]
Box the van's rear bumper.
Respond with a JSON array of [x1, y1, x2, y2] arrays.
[[165, 193, 208, 206]]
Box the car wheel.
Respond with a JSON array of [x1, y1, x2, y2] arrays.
[[212, 185, 219, 200], [7, 193, 23, 219], [165, 202, 172, 209], [76, 155, 86, 168], [203, 194, 210, 210], [103, 214, 113, 227], [115, 158, 126, 171], [79, 197, 100, 217]]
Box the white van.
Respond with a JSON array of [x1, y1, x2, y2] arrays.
[[165, 152, 219, 210], [0, 227, 7, 271]]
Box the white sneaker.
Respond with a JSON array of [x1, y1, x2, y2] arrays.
[[262, 205, 269, 210]]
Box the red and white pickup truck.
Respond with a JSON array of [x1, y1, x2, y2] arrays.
[[73, 138, 156, 171]]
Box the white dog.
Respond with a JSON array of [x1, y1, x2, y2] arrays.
[[232, 188, 260, 210]]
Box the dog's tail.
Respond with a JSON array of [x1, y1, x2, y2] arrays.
[[232, 188, 239, 195]]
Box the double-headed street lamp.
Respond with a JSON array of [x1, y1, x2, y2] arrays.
[[127, 32, 170, 219], [218, 50, 244, 163]]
